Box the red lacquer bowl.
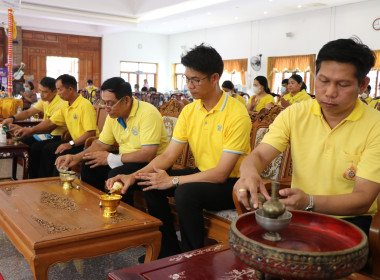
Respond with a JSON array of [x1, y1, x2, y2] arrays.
[[229, 211, 368, 279]]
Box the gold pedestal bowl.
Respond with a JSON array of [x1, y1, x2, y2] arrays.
[[59, 171, 77, 190], [99, 194, 122, 218], [12, 136, 22, 145]]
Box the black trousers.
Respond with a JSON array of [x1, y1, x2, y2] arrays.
[[38, 140, 84, 178], [80, 161, 149, 205], [21, 135, 62, 179], [342, 215, 372, 238], [142, 167, 237, 258]]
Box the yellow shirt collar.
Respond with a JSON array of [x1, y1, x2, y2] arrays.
[[198, 90, 228, 113], [311, 98, 364, 121], [129, 97, 139, 118], [69, 94, 83, 108]]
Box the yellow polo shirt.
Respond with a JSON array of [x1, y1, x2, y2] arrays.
[[33, 94, 66, 136], [99, 98, 169, 155], [262, 98, 380, 216], [368, 99, 380, 110], [86, 86, 98, 101], [234, 94, 246, 106], [50, 95, 99, 140], [365, 96, 372, 104], [172, 91, 251, 178], [248, 94, 275, 112], [281, 89, 311, 106]]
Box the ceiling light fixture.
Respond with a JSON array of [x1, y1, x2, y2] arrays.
[[234, 16, 239, 20], [138, 0, 228, 22], [207, 12, 212, 15], [297, 5, 302, 8], [264, 11, 268, 14]]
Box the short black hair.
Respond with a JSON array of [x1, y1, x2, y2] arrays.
[[40, 77, 56, 92], [141, 87, 148, 92], [25, 80, 34, 90], [181, 43, 224, 78], [56, 74, 78, 91], [281, 79, 289, 85], [101, 77, 132, 99], [149, 87, 157, 92], [316, 37, 376, 84], [254, 76, 271, 94], [289, 74, 307, 91], [222, 80, 234, 91], [87, 80, 93, 84], [367, 85, 371, 92]]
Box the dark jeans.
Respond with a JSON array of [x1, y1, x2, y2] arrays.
[[142, 167, 237, 258], [39, 140, 84, 178], [21, 135, 61, 179], [80, 161, 149, 205]]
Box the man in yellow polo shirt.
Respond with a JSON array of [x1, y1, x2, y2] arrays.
[[106, 44, 251, 259], [235, 38, 380, 237], [86, 79, 98, 103], [15, 74, 98, 177], [4, 77, 66, 178], [55, 77, 169, 205]]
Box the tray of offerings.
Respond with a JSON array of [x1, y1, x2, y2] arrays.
[[229, 210, 368, 280]]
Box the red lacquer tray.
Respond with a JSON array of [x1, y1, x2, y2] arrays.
[[229, 211, 368, 279]]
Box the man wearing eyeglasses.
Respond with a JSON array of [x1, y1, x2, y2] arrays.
[[56, 77, 169, 205], [106, 44, 251, 259], [14, 74, 98, 178]]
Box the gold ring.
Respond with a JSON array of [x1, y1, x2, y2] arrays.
[[238, 189, 248, 192]]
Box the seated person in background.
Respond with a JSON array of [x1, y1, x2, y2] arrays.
[[360, 84, 372, 105], [14, 74, 98, 178], [86, 79, 98, 103], [222, 80, 246, 106], [276, 79, 289, 104], [56, 77, 169, 205], [134, 84, 141, 100], [280, 74, 311, 108], [107, 44, 251, 258], [4, 77, 66, 178], [140, 86, 148, 101], [21, 81, 37, 110], [234, 37, 380, 237], [246, 76, 274, 113]]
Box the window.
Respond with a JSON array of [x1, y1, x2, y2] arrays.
[[46, 56, 79, 81], [120, 61, 158, 89], [267, 54, 315, 94], [174, 63, 185, 90], [221, 70, 243, 89], [273, 71, 311, 95]]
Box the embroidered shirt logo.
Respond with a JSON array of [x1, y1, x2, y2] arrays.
[[131, 126, 138, 136], [73, 114, 78, 120], [217, 125, 222, 131], [343, 162, 357, 181]]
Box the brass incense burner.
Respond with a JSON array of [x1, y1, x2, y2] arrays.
[[99, 194, 122, 217], [12, 136, 22, 145], [255, 181, 292, 241], [59, 171, 77, 190]]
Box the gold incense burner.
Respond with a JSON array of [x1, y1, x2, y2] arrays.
[[99, 194, 122, 217], [59, 171, 77, 190], [12, 136, 22, 145]]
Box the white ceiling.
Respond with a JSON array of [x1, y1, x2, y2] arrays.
[[0, 0, 370, 36]]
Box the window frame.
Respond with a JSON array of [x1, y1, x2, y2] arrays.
[[120, 61, 158, 89]]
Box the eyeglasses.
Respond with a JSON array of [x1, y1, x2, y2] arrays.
[[99, 96, 125, 109], [182, 74, 208, 87]]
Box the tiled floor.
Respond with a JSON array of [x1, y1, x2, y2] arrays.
[[0, 159, 145, 280]]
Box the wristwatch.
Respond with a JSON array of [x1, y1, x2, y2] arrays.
[[305, 194, 314, 211], [172, 176, 179, 187], [69, 140, 75, 147]]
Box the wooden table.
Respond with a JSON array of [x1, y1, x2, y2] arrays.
[[108, 244, 374, 280], [0, 139, 29, 180], [0, 178, 162, 280]]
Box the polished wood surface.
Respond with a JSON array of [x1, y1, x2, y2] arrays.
[[0, 139, 29, 179], [0, 178, 162, 280], [108, 244, 373, 280]]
